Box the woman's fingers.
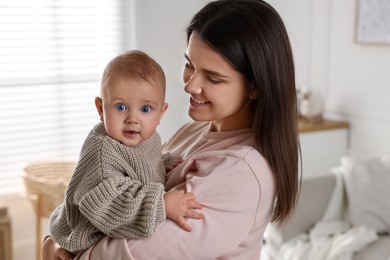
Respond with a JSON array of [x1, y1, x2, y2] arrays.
[[164, 160, 183, 172], [42, 236, 73, 260]]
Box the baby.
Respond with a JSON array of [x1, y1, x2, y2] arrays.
[[49, 50, 203, 255]]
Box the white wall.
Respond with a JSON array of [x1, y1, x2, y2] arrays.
[[136, 0, 390, 156], [269, 0, 390, 157], [326, 0, 390, 156], [5, 0, 390, 259]]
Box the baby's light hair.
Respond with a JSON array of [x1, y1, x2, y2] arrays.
[[101, 50, 166, 98]]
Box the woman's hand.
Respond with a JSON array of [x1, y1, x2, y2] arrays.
[[164, 190, 203, 232], [164, 160, 183, 173], [42, 236, 73, 260]]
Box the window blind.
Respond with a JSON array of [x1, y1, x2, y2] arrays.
[[0, 0, 131, 194]]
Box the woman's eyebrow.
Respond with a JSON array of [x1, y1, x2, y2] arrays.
[[204, 69, 229, 79]]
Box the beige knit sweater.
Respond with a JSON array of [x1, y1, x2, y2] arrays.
[[49, 122, 166, 253]]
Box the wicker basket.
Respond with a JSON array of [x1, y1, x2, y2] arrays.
[[23, 161, 76, 218]]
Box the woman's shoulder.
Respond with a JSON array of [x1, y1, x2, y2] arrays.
[[198, 145, 269, 173], [196, 147, 275, 202]]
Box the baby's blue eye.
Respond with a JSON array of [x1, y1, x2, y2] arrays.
[[115, 103, 127, 111], [140, 105, 151, 113]]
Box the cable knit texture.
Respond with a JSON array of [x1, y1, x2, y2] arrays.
[[49, 122, 166, 253]]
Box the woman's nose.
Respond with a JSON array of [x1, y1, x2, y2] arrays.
[[184, 73, 202, 95]]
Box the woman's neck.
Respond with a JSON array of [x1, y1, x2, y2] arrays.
[[209, 119, 252, 132]]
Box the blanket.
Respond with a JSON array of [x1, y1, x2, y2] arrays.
[[277, 221, 378, 260], [276, 171, 378, 260]]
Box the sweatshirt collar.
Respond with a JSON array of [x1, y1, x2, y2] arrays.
[[203, 124, 253, 140]]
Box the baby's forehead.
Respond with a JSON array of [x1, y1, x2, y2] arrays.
[[102, 75, 165, 99], [106, 74, 163, 88]]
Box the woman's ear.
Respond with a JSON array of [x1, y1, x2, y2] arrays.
[[249, 86, 258, 100], [95, 97, 104, 121]]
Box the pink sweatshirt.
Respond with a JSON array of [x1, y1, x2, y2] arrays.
[[76, 121, 275, 260]]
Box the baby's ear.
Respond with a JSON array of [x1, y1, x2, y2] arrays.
[[158, 102, 169, 122], [95, 97, 104, 121], [162, 102, 169, 113]]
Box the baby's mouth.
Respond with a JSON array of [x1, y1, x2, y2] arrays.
[[124, 130, 139, 136]]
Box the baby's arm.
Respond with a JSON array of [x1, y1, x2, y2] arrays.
[[164, 190, 203, 232], [78, 176, 166, 238]]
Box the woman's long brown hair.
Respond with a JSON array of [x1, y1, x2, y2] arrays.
[[187, 0, 300, 223]]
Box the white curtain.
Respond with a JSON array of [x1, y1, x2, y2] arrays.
[[0, 0, 132, 194]]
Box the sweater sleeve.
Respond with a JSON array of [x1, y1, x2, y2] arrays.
[[76, 148, 275, 260], [79, 175, 166, 238], [75, 125, 166, 239]]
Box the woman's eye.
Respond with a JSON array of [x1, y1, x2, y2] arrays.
[[208, 76, 221, 84], [140, 105, 151, 113], [115, 103, 127, 111]]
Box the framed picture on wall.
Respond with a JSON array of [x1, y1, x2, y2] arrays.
[[355, 0, 390, 45]]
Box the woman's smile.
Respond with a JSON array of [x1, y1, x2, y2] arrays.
[[190, 96, 210, 107]]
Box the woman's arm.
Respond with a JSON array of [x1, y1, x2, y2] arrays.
[[77, 150, 274, 259]]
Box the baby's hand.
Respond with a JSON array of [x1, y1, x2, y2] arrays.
[[164, 190, 203, 232]]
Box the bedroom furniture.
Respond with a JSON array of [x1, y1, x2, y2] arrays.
[[0, 205, 12, 260], [298, 119, 349, 177], [23, 161, 75, 260], [264, 155, 390, 260]]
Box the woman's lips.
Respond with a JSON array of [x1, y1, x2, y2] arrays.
[[190, 97, 210, 107]]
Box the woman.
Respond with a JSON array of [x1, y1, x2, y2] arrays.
[[43, 0, 299, 259]]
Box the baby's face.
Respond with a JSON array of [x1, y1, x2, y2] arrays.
[[96, 77, 167, 147]]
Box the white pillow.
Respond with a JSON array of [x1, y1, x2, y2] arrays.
[[340, 155, 390, 233]]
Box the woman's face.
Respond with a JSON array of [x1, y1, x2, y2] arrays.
[[183, 32, 256, 132]]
